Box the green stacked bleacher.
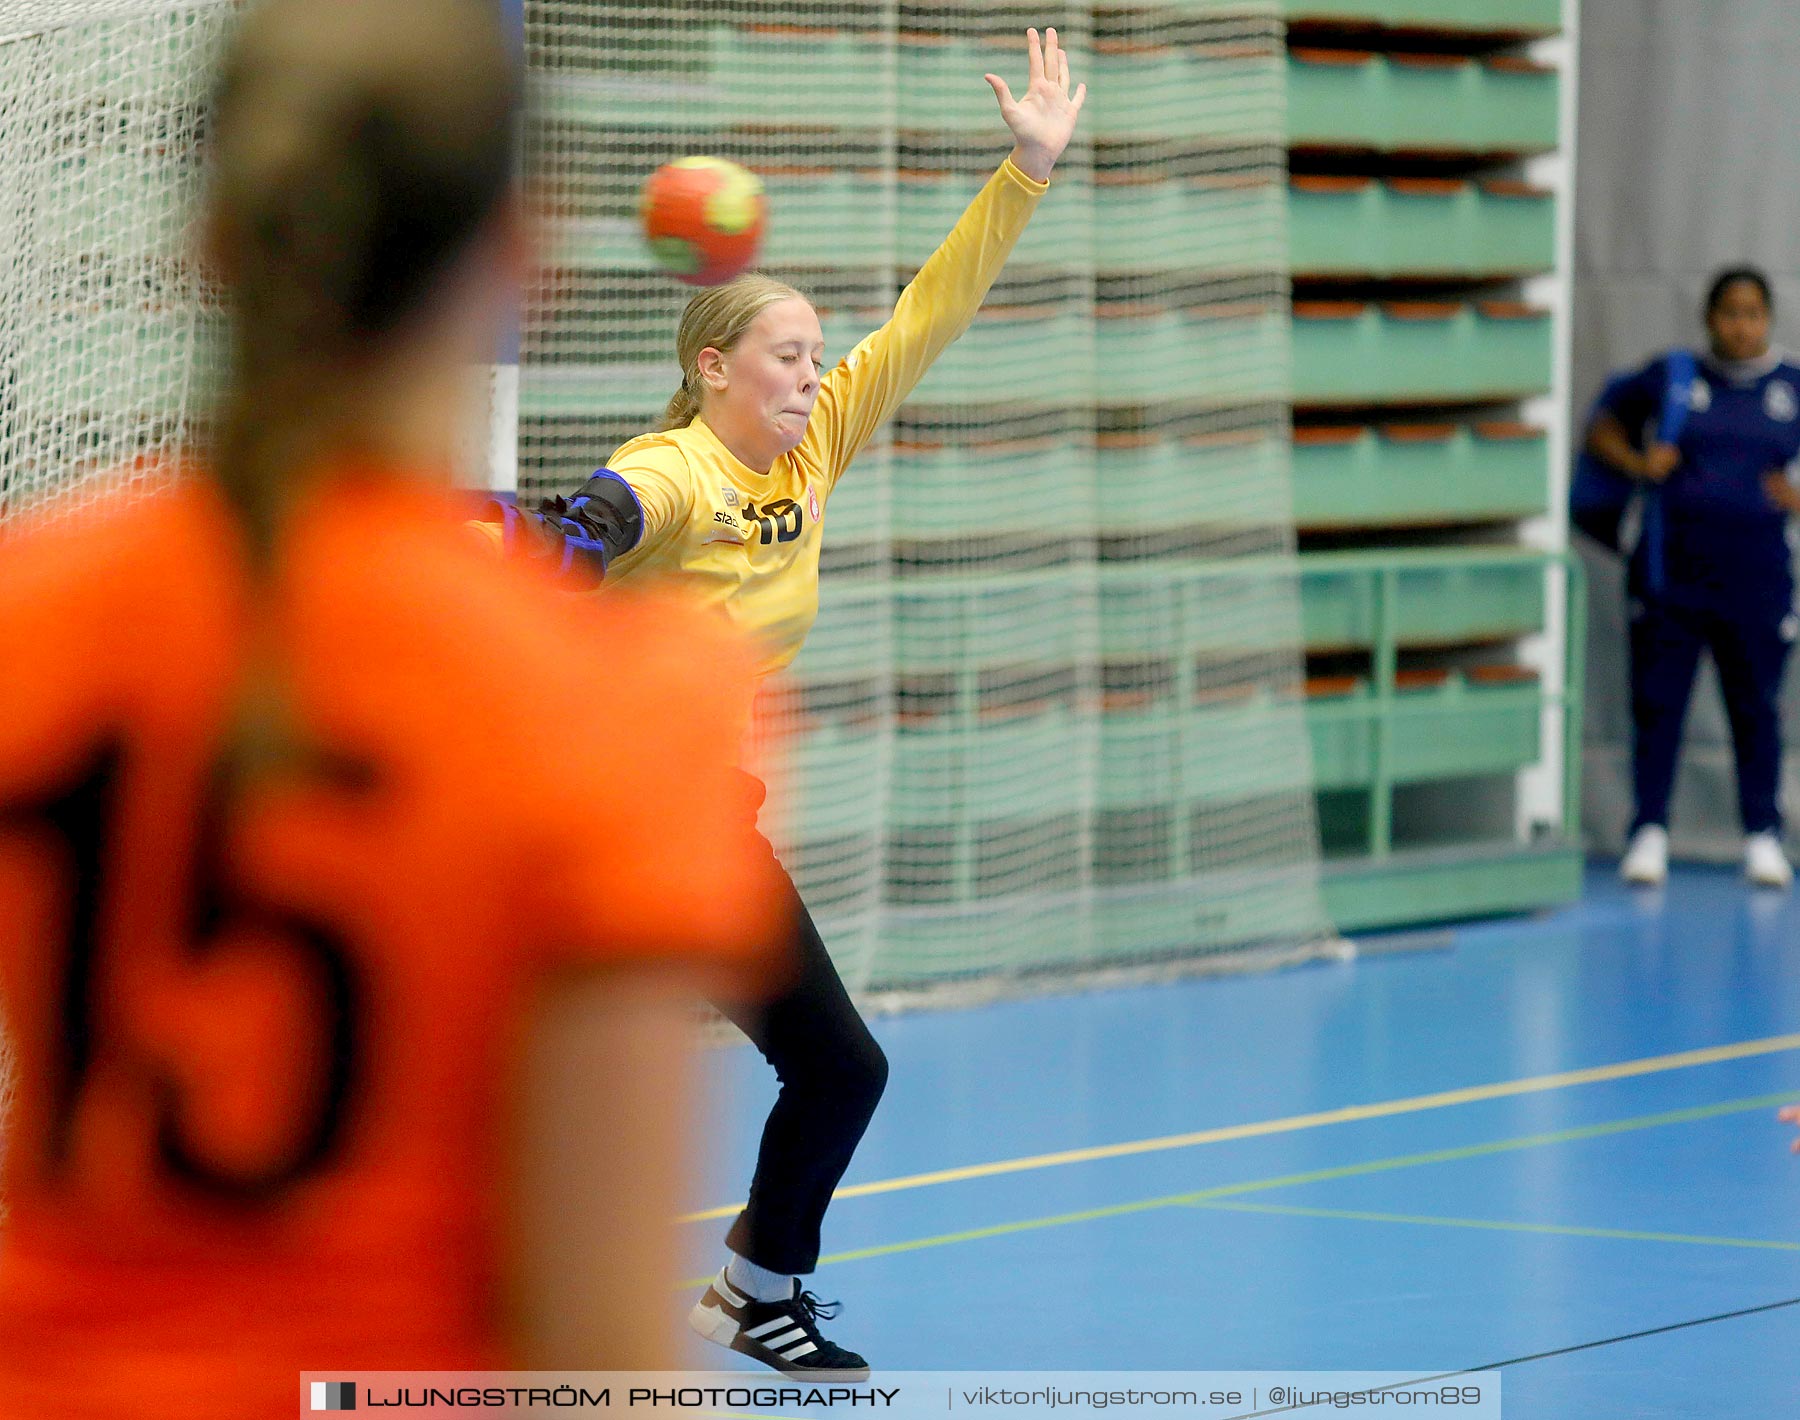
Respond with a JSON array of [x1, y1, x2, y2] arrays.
[[1280, 0, 1581, 931]]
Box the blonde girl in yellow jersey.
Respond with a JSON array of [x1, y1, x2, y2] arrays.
[[492, 26, 1084, 1376]]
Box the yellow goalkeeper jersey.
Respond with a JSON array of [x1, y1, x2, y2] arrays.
[[601, 158, 1047, 676]]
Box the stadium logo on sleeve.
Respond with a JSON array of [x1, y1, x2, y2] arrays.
[[311, 1381, 357, 1410], [1765, 379, 1797, 422]]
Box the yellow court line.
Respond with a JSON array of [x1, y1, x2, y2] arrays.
[[677, 1089, 1800, 1287], [1190, 1199, 1800, 1253], [681, 1030, 1800, 1223]]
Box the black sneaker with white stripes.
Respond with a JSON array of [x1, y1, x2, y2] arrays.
[[688, 1269, 870, 1380]]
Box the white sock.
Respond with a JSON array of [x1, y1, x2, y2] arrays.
[[726, 1254, 796, 1303]]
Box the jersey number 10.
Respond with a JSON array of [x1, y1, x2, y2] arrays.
[[741, 498, 802, 544]]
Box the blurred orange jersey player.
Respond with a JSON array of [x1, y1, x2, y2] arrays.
[[0, 472, 777, 1415], [0, 0, 783, 1413]]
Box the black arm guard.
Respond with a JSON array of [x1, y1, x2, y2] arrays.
[[487, 468, 644, 588], [537, 469, 645, 576]]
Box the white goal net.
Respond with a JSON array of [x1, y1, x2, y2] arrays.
[[0, 1, 228, 525], [0, 0, 1331, 1014]]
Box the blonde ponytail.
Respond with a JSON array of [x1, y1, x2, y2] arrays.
[[662, 379, 703, 431], [204, 0, 518, 787], [660, 273, 810, 431]]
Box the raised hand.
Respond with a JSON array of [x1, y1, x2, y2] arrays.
[[985, 26, 1086, 183]]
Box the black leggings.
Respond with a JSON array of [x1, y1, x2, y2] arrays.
[[712, 837, 888, 1275]]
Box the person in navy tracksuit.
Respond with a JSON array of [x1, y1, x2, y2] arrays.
[[1585, 267, 1800, 888]]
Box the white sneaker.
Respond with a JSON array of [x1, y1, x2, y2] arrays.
[[1744, 832, 1793, 889], [1620, 825, 1669, 886], [688, 1269, 870, 1379]]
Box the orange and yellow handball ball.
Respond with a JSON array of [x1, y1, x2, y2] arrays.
[[639, 156, 767, 286]]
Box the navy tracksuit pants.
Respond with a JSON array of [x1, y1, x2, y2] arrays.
[[1629, 592, 1794, 835]]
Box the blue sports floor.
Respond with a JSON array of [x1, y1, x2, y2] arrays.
[[684, 866, 1800, 1418]]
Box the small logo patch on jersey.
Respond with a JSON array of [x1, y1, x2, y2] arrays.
[[1766, 379, 1797, 422], [722, 486, 740, 506], [1688, 379, 1712, 413], [707, 508, 747, 546], [808, 485, 821, 522]]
